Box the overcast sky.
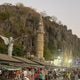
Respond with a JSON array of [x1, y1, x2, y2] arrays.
[[0, 0, 80, 37]]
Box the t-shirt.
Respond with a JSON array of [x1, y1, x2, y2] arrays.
[[23, 70, 27, 77], [24, 77, 30, 80], [39, 73, 45, 80]]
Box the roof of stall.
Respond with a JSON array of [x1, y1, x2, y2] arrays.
[[14, 56, 38, 64], [0, 53, 22, 62], [13, 56, 44, 67]]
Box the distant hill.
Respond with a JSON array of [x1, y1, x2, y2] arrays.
[[0, 4, 80, 60]]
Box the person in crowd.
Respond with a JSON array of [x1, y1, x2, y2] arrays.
[[47, 70, 53, 80], [78, 70, 80, 80], [39, 72, 45, 80], [70, 70, 75, 80], [23, 69, 30, 80], [34, 70, 40, 80]]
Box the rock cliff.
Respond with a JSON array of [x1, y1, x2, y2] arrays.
[[0, 4, 80, 60]]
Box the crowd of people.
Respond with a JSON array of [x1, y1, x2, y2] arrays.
[[0, 67, 47, 80], [47, 68, 80, 80], [0, 67, 80, 80]]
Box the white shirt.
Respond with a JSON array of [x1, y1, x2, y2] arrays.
[[23, 70, 27, 77]]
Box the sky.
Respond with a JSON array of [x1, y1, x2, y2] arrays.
[[0, 0, 80, 37]]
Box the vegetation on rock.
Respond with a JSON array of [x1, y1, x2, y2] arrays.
[[0, 4, 80, 60]]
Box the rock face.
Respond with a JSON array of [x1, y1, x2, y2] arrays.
[[0, 4, 80, 60]]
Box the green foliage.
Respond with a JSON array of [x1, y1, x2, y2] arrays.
[[0, 12, 10, 21], [0, 44, 7, 54], [44, 47, 53, 60], [13, 46, 24, 56]]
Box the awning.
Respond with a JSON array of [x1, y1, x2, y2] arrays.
[[1, 65, 22, 71]]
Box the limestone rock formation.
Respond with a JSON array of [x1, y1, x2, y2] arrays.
[[0, 4, 80, 60]]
